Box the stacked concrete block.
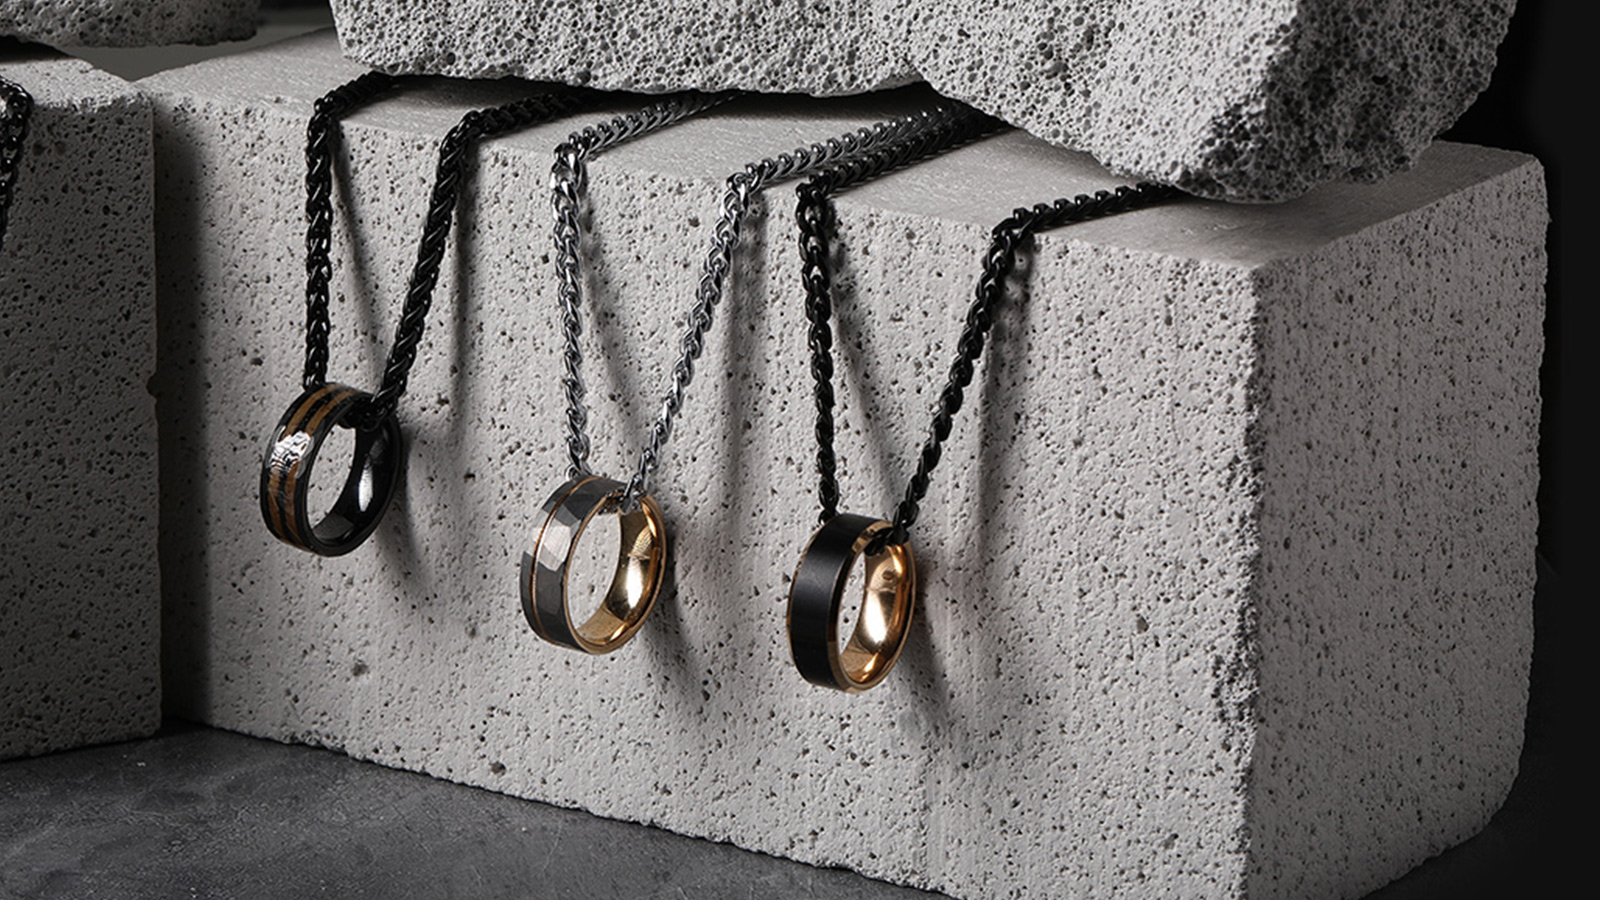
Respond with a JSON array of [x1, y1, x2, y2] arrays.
[[146, 32, 1545, 900], [2, 0, 256, 47], [329, 0, 1515, 203], [0, 46, 159, 759]]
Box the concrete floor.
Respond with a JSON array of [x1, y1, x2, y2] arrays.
[[0, 705, 1556, 900], [0, 722, 944, 900]]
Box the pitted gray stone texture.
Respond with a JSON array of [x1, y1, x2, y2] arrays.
[[0, 47, 159, 760], [145, 32, 1544, 900], [328, 0, 1515, 202], [2, 0, 256, 47]]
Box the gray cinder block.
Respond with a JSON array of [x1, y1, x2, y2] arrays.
[[1, 0, 256, 47], [328, 0, 1515, 203], [0, 46, 159, 760], [145, 31, 1545, 900]]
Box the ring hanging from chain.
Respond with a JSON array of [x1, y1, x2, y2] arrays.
[[784, 102, 1003, 692], [261, 382, 403, 555], [523, 91, 734, 653], [0, 74, 34, 258], [789, 119, 1183, 691], [262, 73, 597, 556], [525, 96, 981, 654]]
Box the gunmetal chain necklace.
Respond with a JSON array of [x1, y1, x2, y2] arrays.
[[519, 91, 735, 653], [522, 97, 980, 655], [790, 152, 1181, 691], [262, 73, 595, 556], [0, 74, 32, 257]]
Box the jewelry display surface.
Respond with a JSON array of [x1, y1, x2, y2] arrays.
[[0, 0, 256, 47], [145, 31, 1546, 900], [0, 46, 159, 759], [327, 0, 1515, 203]]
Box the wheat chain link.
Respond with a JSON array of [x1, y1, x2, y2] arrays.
[[0, 74, 33, 257], [302, 71, 399, 392], [800, 164, 1182, 548], [552, 98, 978, 510], [301, 73, 596, 430], [796, 104, 1005, 524], [551, 91, 739, 478]]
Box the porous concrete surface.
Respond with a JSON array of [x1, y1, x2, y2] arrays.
[[327, 0, 1515, 203], [144, 32, 1545, 900], [1, 0, 256, 47], [0, 47, 160, 759]]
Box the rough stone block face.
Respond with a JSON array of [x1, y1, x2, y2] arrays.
[[145, 32, 1544, 900], [0, 46, 160, 760], [328, 0, 1515, 203], [1, 0, 257, 47]]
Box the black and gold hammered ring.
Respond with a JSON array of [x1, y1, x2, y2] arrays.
[[787, 514, 917, 693], [521, 475, 668, 654], [260, 383, 403, 556]]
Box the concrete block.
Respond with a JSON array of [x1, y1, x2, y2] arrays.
[[145, 31, 1545, 900], [0, 46, 159, 760], [2, 0, 256, 47], [327, 0, 1514, 203]]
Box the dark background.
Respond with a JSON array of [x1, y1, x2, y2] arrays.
[[1434, 0, 1576, 893]]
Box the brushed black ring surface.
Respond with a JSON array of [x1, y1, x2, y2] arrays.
[[788, 512, 915, 692], [260, 383, 403, 556]]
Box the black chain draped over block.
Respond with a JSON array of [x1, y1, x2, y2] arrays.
[[798, 143, 1183, 549], [300, 72, 596, 430], [0, 74, 33, 256]]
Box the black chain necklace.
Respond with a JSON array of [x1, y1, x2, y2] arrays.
[[0, 74, 33, 257], [789, 138, 1182, 691], [522, 98, 980, 655], [261, 73, 596, 556]]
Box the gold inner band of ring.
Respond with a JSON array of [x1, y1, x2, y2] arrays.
[[835, 526, 916, 690]]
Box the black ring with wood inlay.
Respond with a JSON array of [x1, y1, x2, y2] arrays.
[[264, 76, 601, 556], [260, 383, 402, 556]]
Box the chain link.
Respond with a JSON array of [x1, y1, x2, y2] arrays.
[[300, 74, 598, 430], [800, 160, 1182, 547], [551, 91, 739, 478], [0, 74, 33, 258], [355, 88, 598, 429], [796, 104, 1005, 524], [302, 71, 400, 391], [551, 100, 978, 509]]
